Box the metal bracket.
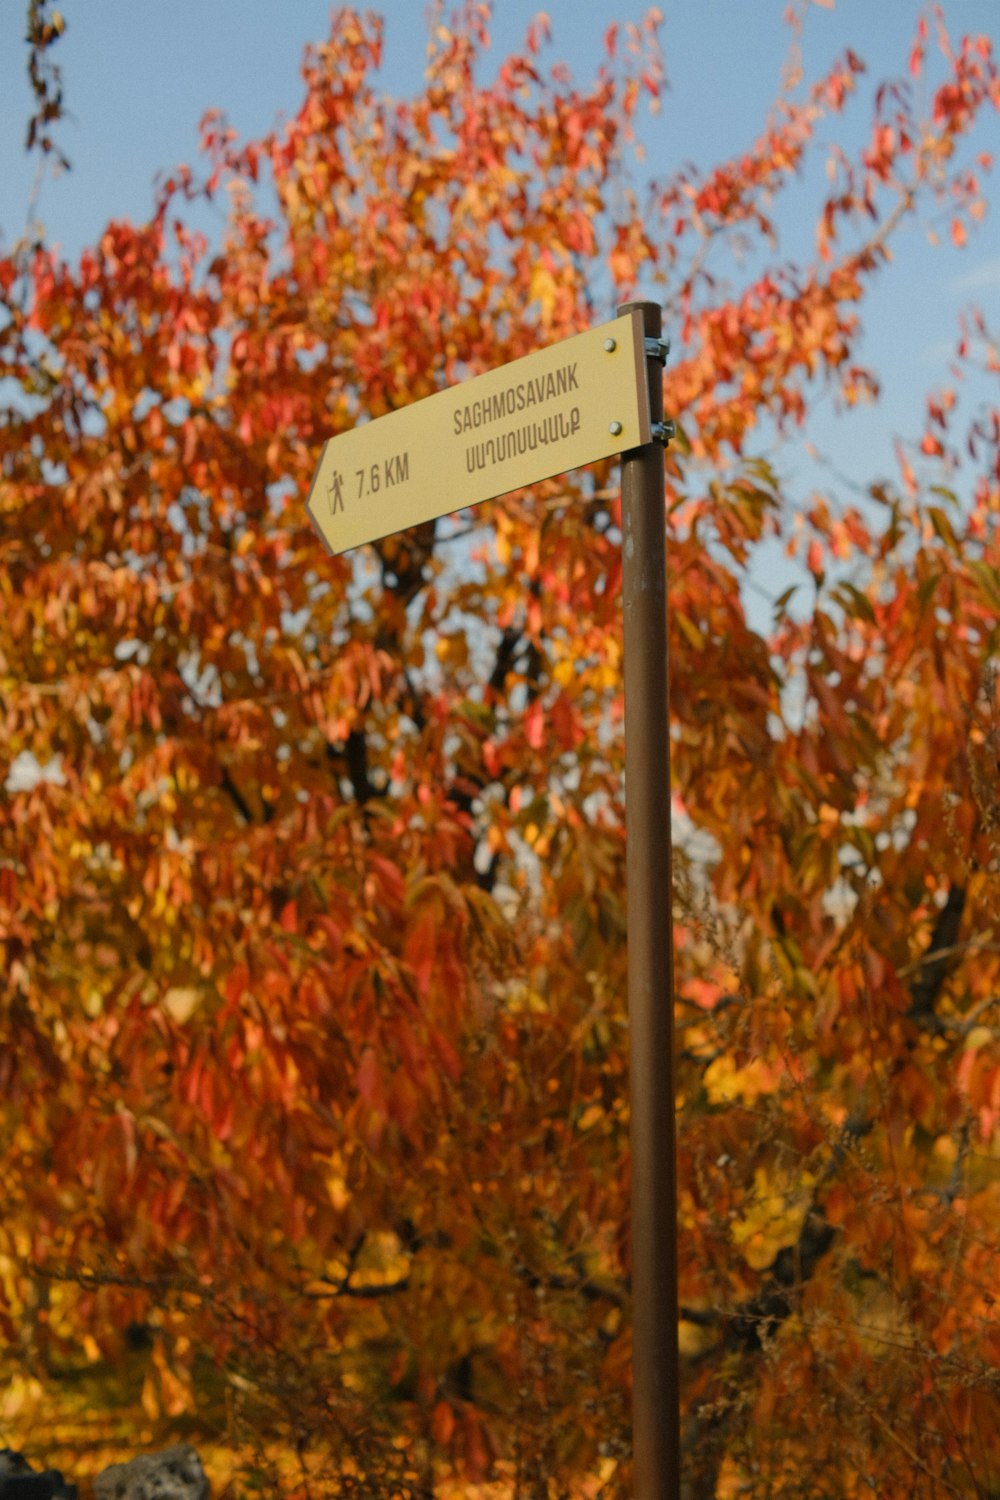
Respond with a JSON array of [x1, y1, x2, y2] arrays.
[[644, 336, 671, 365], [651, 420, 675, 446]]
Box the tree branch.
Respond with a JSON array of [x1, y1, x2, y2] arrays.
[[219, 765, 254, 824], [907, 884, 967, 1025]]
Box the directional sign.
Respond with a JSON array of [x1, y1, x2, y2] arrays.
[[306, 311, 651, 555]]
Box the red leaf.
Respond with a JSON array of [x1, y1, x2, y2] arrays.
[[225, 965, 249, 1008], [431, 1399, 455, 1446], [524, 698, 544, 751], [357, 1047, 385, 1112], [430, 1030, 461, 1083], [405, 909, 438, 996]]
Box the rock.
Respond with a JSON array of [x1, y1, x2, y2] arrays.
[[93, 1447, 208, 1500], [0, 1450, 77, 1500]]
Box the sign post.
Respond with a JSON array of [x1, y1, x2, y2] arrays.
[[618, 301, 680, 1499], [306, 305, 680, 1496]]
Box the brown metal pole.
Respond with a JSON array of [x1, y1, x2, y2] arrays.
[[618, 299, 680, 1498]]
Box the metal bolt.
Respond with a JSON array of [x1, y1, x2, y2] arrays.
[[604, 337, 617, 352], [609, 420, 623, 436]]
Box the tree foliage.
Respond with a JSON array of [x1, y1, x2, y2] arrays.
[[1, 3, 999, 1494], [24, 0, 70, 173]]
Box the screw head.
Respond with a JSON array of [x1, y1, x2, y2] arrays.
[[603, 337, 617, 352], [609, 420, 623, 436]]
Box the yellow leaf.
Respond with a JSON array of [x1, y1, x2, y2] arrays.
[[529, 262, 558, 324], [675, 611, 705, 650], [731, 1166, 816, 1270], [163, 985, 201, 1022], [704, 1054, 776, 1106]]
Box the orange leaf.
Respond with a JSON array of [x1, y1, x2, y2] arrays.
[[431, 1399, 455, 1446]]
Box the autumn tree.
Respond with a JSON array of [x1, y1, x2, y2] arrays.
[[1, 3, 999, 1495]]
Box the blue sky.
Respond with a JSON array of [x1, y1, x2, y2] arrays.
[[1, 0, 998, 621]]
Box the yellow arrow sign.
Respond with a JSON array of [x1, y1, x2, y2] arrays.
[[306, 311, 650, 555]]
